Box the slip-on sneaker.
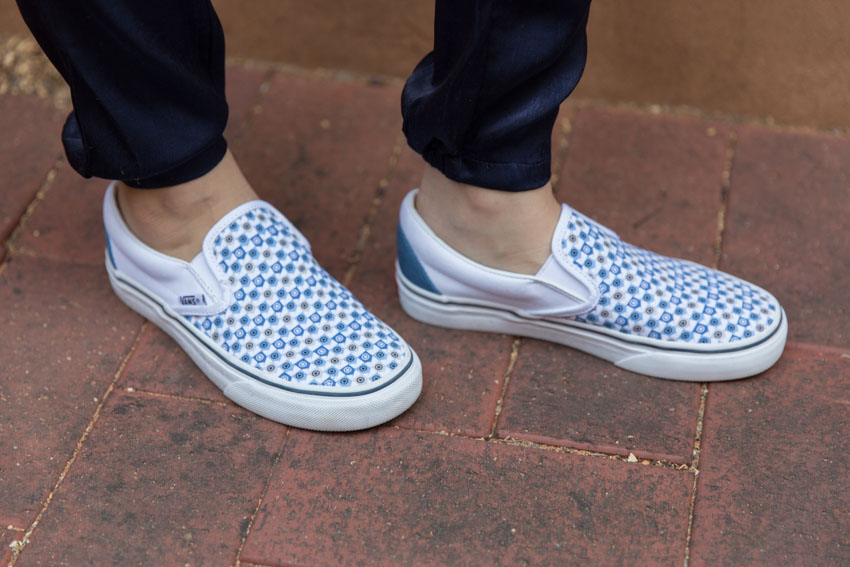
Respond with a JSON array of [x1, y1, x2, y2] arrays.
[[396, 189, 786, 382], [103, 182, 421, 430]]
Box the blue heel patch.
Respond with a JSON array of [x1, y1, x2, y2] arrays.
[[105, 231, 117, 268], [397, 224, 440, 294]]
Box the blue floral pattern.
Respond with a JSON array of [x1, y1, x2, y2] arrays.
[[187, 205, 409, 388], [563, 210, 780, 344]]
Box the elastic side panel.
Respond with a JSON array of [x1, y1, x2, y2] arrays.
[[396, 224, 441, 294]]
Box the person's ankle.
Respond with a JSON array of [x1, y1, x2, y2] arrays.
[[116, 150, 258, 261], [415, 163, 561, 274]]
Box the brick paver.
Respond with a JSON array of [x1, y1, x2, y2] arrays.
[[556, 107, 729, 265], [2, 63, 847, 567], [721, 125, 850, 348], [13, 173, 105, 266], [0, 95, 64, 261], [233, 73, 402, 276], [223, 65, 270, 144], [494, 107, 731, 462], [0, 257, 142, 527], [242, 428, 693, 566], [497, 340, 701, 462], [15, 393, 286, 567], [690, 348, 850, 566]]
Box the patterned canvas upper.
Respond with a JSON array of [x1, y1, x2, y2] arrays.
[[186, 205, 409, 390], [561, 210, 780, 345]]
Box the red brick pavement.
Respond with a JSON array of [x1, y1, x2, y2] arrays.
[[689, 348, 850, 566], [0, 94, 64, 261], [241, 428, 693, 566], [1, 64, 848, 566], [721, 125, 850, 348], [1, 527, 17, 566]]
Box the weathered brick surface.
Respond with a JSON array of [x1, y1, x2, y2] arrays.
[[223, 64, 268, 143], [120, 325, 227, 403], [1, 526, 20, 566], [557, 106, 728, 264], [689, 348, 850, 566], [0, 257, 142, 527], [14, 173, 105, 266], [16, 393, 286, 567], [243, 428, 693, 566], [233, 73, 401, 276], [1, 71, 846, 567], [0, 94, 64, 254], [722, 125, 850, 347], [493, 106, 728, 461], [497, 340, 701, 463]]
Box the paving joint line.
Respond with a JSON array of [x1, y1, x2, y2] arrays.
[[398, 425, 695, 472], [572, 98, 850, 139], [487, 338, 522, 439], [234, 428, 291, 567], [681, 126, 735, 565], [495, 435, 693, 471], [785, 341, 850, 357], [713, 128, 737, 270], [226, 56, 405, 89], [2, 158, 63, 265], [342, 131, 406, 288], [679, 127, 737, 566], [682, 383, 709, 567], [2, 256, 117, 273], [6, 321, 148, 566], [120, 387, 231, 408]]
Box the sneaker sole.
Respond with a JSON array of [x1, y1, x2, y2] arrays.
[[397, 263, 786, 382], [106, 256, 422, 431]]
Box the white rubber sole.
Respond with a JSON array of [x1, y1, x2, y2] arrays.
[[397, 265, 787, 382], [107, 257, 422, 431]]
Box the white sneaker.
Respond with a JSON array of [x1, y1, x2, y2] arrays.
[[396, 189, 786, 381], [103, 182, 421, 430]]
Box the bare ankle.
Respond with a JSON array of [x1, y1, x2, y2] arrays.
[[116, 150, 258, 261], [416, 163, 561, 274]]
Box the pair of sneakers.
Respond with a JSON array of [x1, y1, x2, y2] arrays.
[[103, 183, 787, 431]]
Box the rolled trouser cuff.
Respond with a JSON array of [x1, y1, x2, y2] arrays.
[[20, 0, 228, 190], [401, 0, 590, 192], [61, 110, 228, 189]]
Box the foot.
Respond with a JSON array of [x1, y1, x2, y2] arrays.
[[104, 178, 422, 430], [397, 189, 787, 381]]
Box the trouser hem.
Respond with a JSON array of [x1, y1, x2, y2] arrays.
[[421, 146, 551, 192], [121, 136, 228, 189]]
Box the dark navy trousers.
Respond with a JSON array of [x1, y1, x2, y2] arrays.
[[17, 0, 591, 191]]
